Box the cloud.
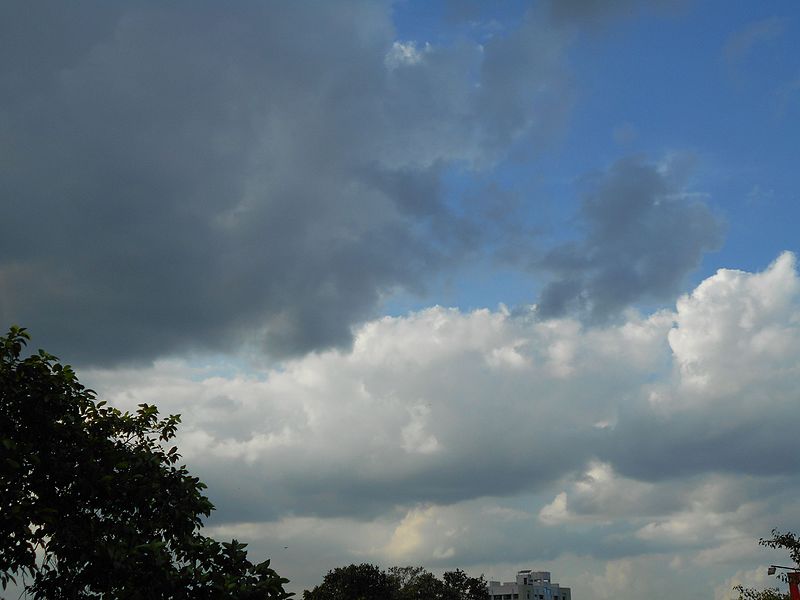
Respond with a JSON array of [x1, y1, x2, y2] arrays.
[[602, 253, 800, 482], [536, 155, 724, 320], [0, 1, 572, 365], [75, 254, 800, 598], [87, 306, 644, 520], [724, 17, 788, 65], [715, 566, 780, 600], [668, 252, 800, 398], [81, 254, 800, 550], [546, 0, 688, 28], [385, 505, 460, 562], [538, 462, 666, 526], [584, 560, 640, 600], [74, 255, 800, 597]]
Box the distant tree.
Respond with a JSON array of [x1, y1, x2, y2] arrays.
[[441, 569, 490, 600], [402, 571, 448, 599], [388, 566, 427, 590], [302, 564, 399, 600], [304, 564, 489, 600], [734, 529, 800, 600], [0, 326, 292, 599], [390, 566, 447, 600]]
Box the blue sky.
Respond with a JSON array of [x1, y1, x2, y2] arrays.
[[2, 1, 799, 598], [387, 0, 800, 314]]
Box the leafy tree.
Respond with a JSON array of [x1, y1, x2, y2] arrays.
[[759, 530, 800, 566], [387, 566, 426, 590], [304, 564, 489, 600], [735, 588, 788, 600], [734, 529, 800, 600], [398, 571, 446, 600], [0, 326, 292, 599], [390, 566, 445, 600], [302, 564, 399, 600], [441, 569, 489, 600]]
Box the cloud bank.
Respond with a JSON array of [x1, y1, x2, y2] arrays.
[[83, 253, 800, 591]]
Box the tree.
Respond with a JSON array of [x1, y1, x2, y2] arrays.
[[735, 588, 788, 600], [302, 564, 399, 600], [759, 530, 800, 567], [441, 569, 489, 600], [390, 566, 446, 600], [303, 564, 489, 600], [734, 529, 800, 600], [0, 326, 292, 599]]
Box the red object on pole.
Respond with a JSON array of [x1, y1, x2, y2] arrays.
[[788, 572, 800, 600]]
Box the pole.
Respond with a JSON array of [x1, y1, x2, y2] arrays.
[[788, 572, 800, 600]]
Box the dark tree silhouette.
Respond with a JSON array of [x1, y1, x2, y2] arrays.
[[303, 564, 489, 600], [303, 564, 398, 600], [0, 326, 292, 599]]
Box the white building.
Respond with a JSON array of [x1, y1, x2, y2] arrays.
[[488, 570, 571, 600]]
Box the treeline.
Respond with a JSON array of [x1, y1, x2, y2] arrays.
[[303, 564, 489, 600]]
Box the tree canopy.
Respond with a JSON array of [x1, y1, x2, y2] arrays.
[[0, 326, 292, 599], [302, 563, 489, 600]]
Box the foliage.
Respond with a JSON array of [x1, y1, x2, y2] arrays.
[[302, 564, 398, 600], [759, 530, 800, 567], [734, 529, 800, 600], [302, 564, 489, 600], [0, 326, 292, 599], [440, 569, 490, 600], [391, 566, 447, 600], [734, 586, 788, 600]]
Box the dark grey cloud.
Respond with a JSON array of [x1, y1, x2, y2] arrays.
[[600, 403, 800, 482], [536, 155, 724, 320], [200, 432, 592, 523], [0, 1, 571, 364]]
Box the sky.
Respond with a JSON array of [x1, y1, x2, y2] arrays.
[[1, 1, 799, 598]]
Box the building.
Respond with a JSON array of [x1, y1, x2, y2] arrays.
[[488, 570, 571, 600]]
